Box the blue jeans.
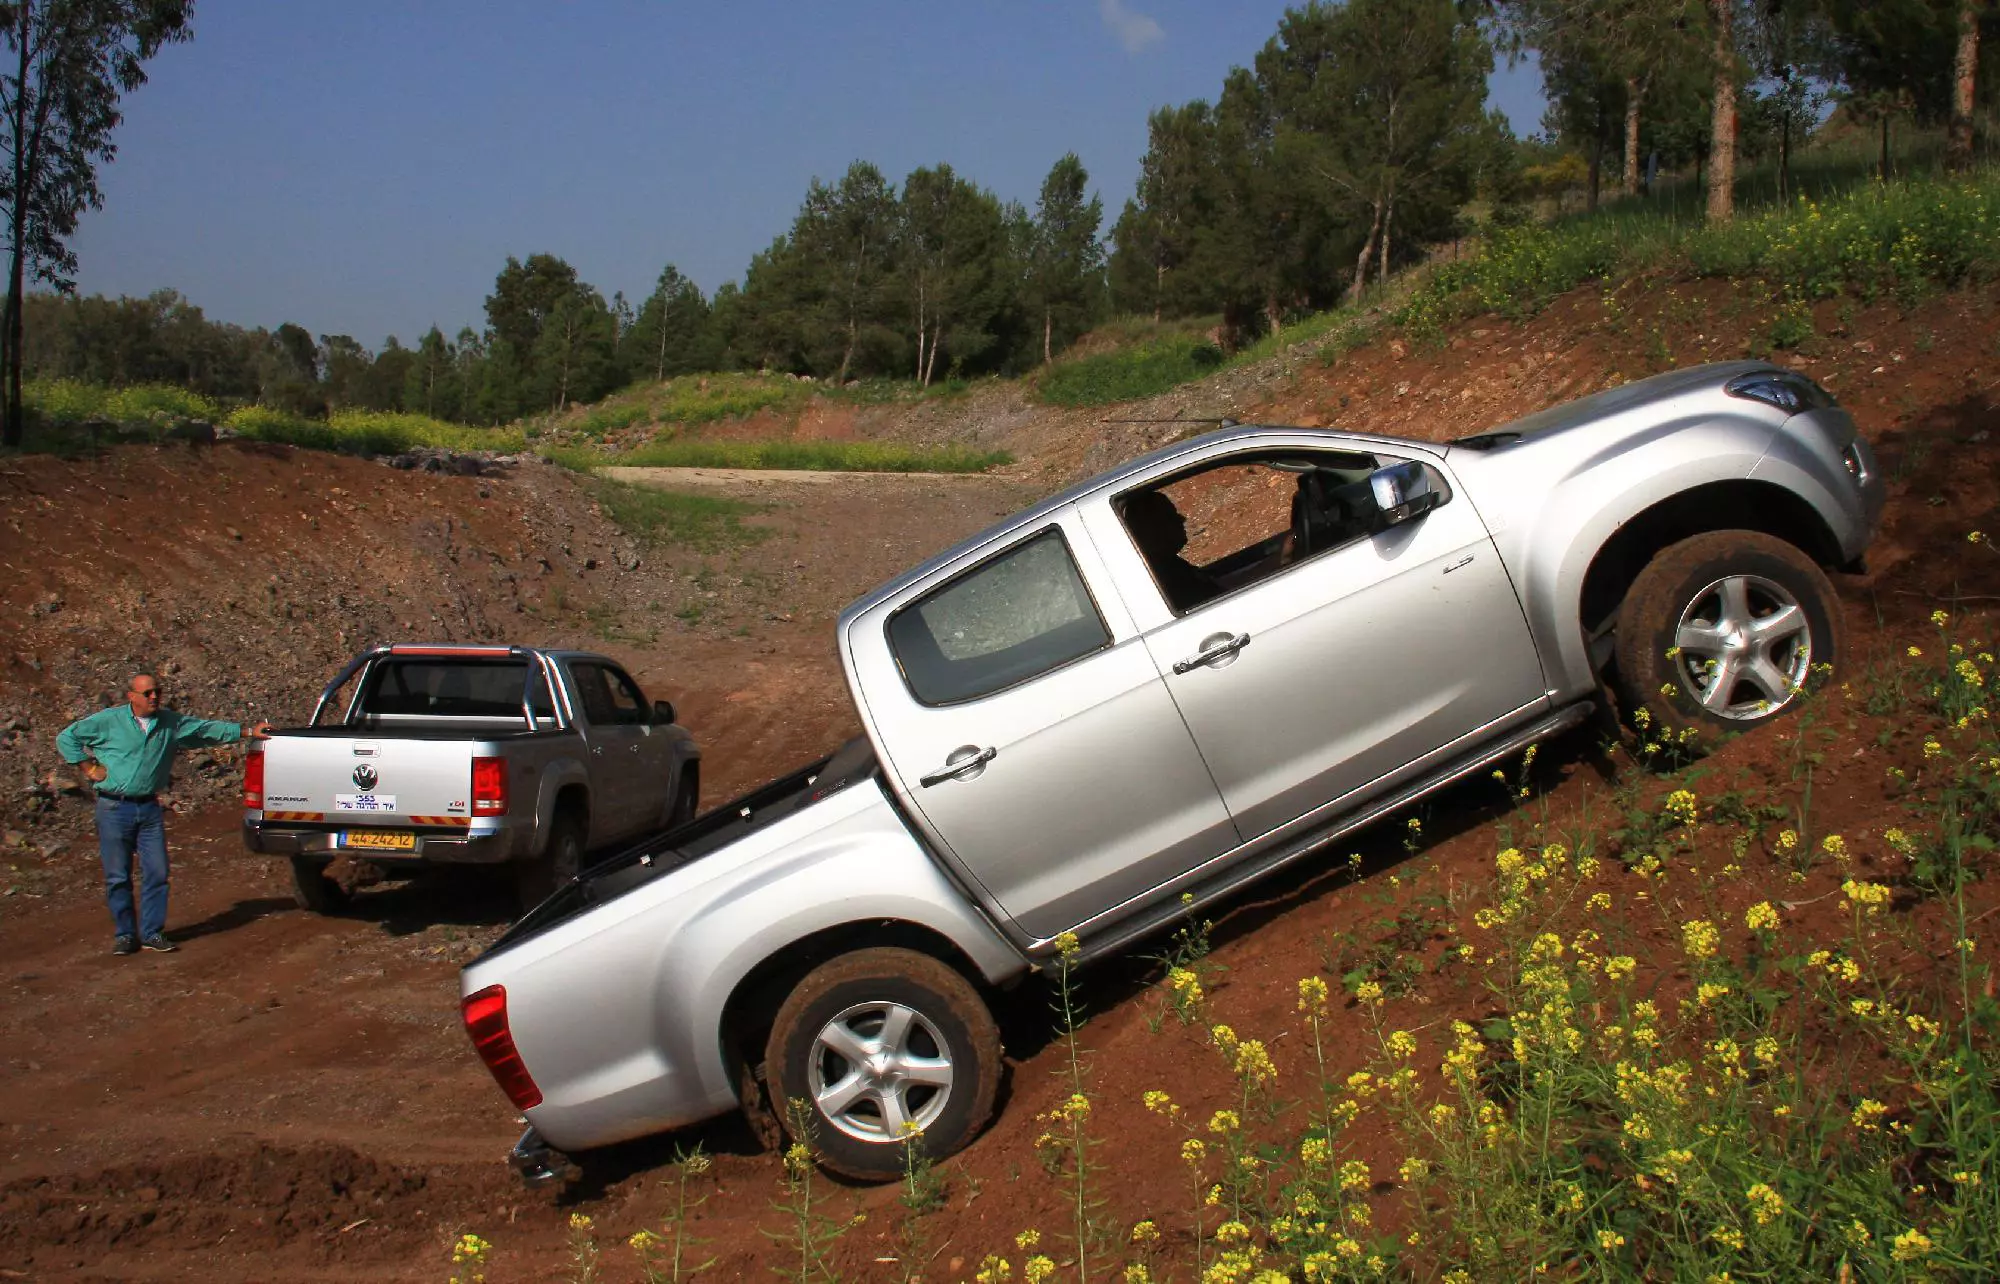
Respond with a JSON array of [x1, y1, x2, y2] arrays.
[[95, 796, 169, 939]]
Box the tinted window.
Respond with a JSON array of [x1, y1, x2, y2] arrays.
[[889, 528, 1110, 705], [360, 660, 552, 718], [573, 663, 648, 726]]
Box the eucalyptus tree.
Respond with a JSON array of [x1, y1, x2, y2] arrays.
[[0, 0, 192, 446]]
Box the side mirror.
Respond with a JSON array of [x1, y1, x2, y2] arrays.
[[652, 699, 676, 726], [1368, 460, 1443, 527]]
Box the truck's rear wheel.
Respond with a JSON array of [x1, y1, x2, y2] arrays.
[[1614, 529, 1841, 742], [289, 856, 351, 914], [514, 812, 583, 912], [764, 947, 1001, 1181]]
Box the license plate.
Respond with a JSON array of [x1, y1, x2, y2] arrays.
[[342, 829, 416, 852]]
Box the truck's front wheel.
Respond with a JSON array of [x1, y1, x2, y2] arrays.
[[1615, 529, 1842, 742], [764, 947, 1001, 1181], [289, 856, 351, 914]]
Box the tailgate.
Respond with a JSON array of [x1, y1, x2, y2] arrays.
[[260, 735, 479, 828]]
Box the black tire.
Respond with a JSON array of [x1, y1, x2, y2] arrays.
[[1614, 529, 1842, 742], [514, 810, 584, 912], [666, 774, 698, 830], [764, 947, 1002, 1182], [289, 855, 351, 914]]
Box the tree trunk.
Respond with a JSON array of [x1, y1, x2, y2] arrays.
[[1348, 200, 1382, 305], [1378, 194, 1394, 287], [1881, 113, 1891, 181], [655, 312, 669, 382], [1706, 0, 1736, 224], [834, 312, 855, 385], [1623, 79, 1645, 197], [1778, 100, 1791, 204], [1587, 97, 1604, 212], [1153, 259, 1164, 324], [2, 4, 30, 449], [1043, 307, 1052, 365], [1949, 0, 1981, 172]]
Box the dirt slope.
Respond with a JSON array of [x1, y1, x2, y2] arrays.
[[3, 276, 1999, 1280]]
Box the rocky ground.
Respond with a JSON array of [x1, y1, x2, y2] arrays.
[[2, 274, 1998, 1280]]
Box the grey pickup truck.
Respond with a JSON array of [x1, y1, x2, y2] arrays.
[[461, 362, 1881, 1182], [243, 644, 699, 912]]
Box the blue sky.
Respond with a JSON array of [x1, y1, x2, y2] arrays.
[[71, 2, 1546, 348]]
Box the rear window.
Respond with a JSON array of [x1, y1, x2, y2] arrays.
[[887, 527, 1110, 705], [358, 660, 554, 718]]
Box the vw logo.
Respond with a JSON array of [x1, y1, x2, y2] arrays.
[[352, 764, 379, 792]]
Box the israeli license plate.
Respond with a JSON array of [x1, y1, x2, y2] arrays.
[[342, 829, 416, 852]]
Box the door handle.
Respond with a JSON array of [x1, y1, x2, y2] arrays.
[[1443, 554, 1474, 574], [1173, 632, 1252, 675], [920, 745, 996, 788]]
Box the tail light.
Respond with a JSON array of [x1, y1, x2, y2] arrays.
[[462, 984, 543, 1110], [243, 744, 265, 809], [472, 756, 508, 815]]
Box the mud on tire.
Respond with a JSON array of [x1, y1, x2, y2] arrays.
[[1613, 529, 1842, 743], [764, 946, 1002, 1182]]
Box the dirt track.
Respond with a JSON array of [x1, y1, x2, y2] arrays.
[[6, 277, 2000, 1280]]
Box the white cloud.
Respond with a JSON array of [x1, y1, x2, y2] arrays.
[[1099, 0, 1164, 54]]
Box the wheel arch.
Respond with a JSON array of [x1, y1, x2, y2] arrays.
[[717, 919, 998, 1083], [1578, 479, 1843, 669]]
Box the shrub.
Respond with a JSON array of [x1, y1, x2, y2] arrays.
[[553, 438, 1010, 474]]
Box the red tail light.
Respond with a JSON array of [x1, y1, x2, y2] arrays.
[[472, 756, 508, 815], [243, 744, 265, 809], [462, 984, 543, 1110]]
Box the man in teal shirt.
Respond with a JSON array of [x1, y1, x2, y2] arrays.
[[55, 674, 272, 955]]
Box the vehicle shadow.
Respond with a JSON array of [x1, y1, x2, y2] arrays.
[[340, 867, 522, 936], [553, 1112, 775, 1204], [991, 715, 1619, 1069]]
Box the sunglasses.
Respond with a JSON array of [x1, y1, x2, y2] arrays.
[[131, 688, 163, 698]]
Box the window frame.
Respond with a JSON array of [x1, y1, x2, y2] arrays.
[[885, 523, 1115, 708], [1112, 446, 1450, 618]]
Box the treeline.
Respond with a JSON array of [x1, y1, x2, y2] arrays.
[[23, 0, 1998, 426], [21, 153, 1105, 424], [1102, 0, 2000, 334]]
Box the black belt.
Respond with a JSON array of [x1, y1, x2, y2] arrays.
[[96, 790, 158, 803]]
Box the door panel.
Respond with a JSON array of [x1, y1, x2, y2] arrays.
[[1122, 464, 1547, 842], [565, 661, 651, 842], [847, 509, 1237, 942]]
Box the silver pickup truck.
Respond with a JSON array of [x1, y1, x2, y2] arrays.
[[243, 644, 699, 912], [461, 362, 1882, 1183]]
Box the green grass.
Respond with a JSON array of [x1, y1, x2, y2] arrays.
[[587, 478, 770, 553], [568, 370, 983, 439], [1398, 163, 2000, 342], [549, 438, 1010, 473], [1035, 332, 1230, 407], [13, 380, 525, 456], [226, 406, 527, 455]]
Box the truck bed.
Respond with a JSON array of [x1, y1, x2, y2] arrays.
[[486, 737, 880, 956]]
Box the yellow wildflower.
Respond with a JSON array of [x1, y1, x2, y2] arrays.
[[1745, 901, 1780, 931], [1682, 919, 1720, 962], [1745, 1182, 1785, 1225]]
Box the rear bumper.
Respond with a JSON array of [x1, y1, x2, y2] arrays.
[[241, 815, 518, 864]]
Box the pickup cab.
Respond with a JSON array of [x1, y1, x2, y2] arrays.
[[460, 362, 1883, 1183], [243, 644, 699, 911]]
